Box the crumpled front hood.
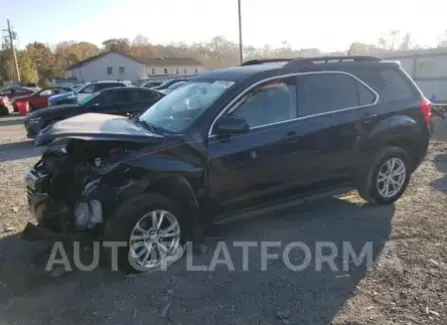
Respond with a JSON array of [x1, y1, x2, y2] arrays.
[[35, 113, 164, 146]]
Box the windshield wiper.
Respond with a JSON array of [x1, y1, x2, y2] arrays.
[[132, 117, 160, 134]]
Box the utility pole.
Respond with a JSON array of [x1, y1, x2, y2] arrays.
[[238, 0, 243, 64], [6, 19, 21, 83]]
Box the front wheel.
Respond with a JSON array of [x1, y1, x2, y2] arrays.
[[104, 193, 190, 275], [356, 146, 411, 205]]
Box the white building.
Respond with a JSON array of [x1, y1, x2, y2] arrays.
[[377, 48, 447, 102], [65, 51, 205, 84]]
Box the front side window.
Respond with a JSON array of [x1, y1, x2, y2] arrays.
[[39, 89, 53, 96], [79, 84, 97, 94], [138, 80, 234, 133], [229, 77, 297, 128], [14, 88, 29, 94], [296, 73, 377, 117]]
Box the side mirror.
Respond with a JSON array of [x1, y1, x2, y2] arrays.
[[214, 115, 249, 135]]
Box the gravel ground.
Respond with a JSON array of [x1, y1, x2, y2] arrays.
[[0, 115, 446, 325]]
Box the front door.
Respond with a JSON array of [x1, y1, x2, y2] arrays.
[[207, 77, 310, 215]]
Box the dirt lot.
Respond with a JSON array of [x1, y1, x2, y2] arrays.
[[0, 115, 446, 325]]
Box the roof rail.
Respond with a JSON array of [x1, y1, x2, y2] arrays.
[[284, 55, 382, 68], [240, 58, 293, 66]]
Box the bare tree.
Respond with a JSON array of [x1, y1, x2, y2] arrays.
[[437, 30, 447, 48], [399, 33, 412, 50]]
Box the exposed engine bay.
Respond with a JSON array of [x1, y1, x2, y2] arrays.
[[28, 139, 141, 234]]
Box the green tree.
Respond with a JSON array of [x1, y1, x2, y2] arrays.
[[26, 42, 56, 79], [17, 50, 38, 82], [0, 49, 38, 82], [102, 38, 132, 55]]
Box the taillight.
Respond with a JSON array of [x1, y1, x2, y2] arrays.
[[420, 98, 432, 124]]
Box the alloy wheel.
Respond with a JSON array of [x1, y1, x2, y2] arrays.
[[128, 209, 181, 270], [376, 157, 407, 198]]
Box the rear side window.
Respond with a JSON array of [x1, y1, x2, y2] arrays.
[[379, 69, 415, 101], [349, 66, 419, 103], [135, 90, 161, 102], [297, 73, 376, 117], [112, 90, 132, 102]]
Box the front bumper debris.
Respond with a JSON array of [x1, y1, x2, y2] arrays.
[[21, 222, 97, 242]]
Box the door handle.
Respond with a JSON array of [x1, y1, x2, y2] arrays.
[[362, 112, 378, 123], [284, 131, 301, 143]]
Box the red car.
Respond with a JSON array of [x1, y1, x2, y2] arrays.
[[0, 86, 38, 113], [12, 86, 72, 113]]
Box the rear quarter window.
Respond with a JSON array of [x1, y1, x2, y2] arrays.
[[349, 66, 420, 103]]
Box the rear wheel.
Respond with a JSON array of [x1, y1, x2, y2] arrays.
[[356, 146, 411, 205]]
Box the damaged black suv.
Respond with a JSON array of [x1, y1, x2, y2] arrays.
[[24, 56, 431, 274]]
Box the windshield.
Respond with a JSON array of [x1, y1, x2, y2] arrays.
[[78, 93, 99, 106], [138, 80, 234, 133]]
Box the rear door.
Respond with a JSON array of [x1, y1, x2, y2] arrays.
[[294, 71, 378, 182]]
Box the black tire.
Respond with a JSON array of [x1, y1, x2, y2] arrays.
[[0, 105, 9, 116], [28, 103, 35, 113], [103, 193, 191, 275], [356, 146, 411, 205]]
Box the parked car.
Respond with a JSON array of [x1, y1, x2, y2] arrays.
[[0, 86, 39, 112], [48, 81, 133, 106], [23, 56, 431, 274], [24, 87, 164, 139], [74, 80, 133, 102], [12, 86, 72, 113], [141, 80, 163, 88], [152, 78, 189, 91], [48, 83, 88, 106], [159, 80, 189, 94]]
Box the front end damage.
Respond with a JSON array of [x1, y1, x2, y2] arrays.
[[23, 138, 146, 242]]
